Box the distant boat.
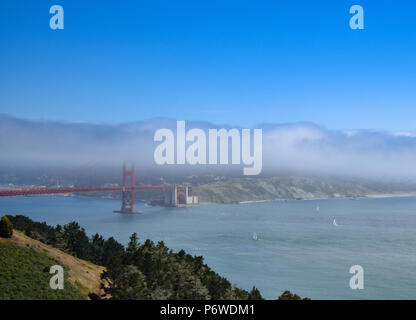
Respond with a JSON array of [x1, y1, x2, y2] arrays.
[[332, 218, 338, 227], [316, 206, 320, 213], [253, 232, 259, 241]]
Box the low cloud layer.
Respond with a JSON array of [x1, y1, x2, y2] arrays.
[[1, 114, 416, 180]]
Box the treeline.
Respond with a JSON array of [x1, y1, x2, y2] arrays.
[[6, 215, 308, 300]]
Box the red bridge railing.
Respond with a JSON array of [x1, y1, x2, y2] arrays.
[[0, 185, 174, 197]]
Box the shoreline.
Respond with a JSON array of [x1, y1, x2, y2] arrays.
[[236, 193, 416, 205], [3, 188, 416, 206], [363, 192, 416, 198]]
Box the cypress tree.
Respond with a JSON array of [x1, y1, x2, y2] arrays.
[[0, 215, 13, 238]]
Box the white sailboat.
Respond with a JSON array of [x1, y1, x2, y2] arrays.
[[332, 218, 338, 227], [253, 232, 259, 241], [316, 205, 320, 213]]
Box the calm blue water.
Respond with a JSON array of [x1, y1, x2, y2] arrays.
[[1, 195, 416, 300]]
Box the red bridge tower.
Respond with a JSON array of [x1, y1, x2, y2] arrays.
[[121, 162, 135, 213]]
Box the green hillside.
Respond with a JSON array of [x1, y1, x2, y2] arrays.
[[0, 241, 85, 300]]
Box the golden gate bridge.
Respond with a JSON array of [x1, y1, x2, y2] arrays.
[[0, 163, 196, 213]]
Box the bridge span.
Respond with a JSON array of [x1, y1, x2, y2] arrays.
[[0, 163, 196, 212]]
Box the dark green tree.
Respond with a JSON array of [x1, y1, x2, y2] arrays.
[[127, 233, 139, 252], [101, 237, 125, 267], [63, 221, 91, 259], [0, 215, 13, 238], [278, 290, 310, 300], [248, 286, 264, 300], [102, 265, 150, 300], [90, 233, 105, 265]]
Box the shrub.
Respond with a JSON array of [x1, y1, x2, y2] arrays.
[[248, 286, 264, 300], [278, 290, 311, 300], [0, 215, 13, 238]]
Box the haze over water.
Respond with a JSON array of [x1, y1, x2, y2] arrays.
[[1, 196, 415, 299]]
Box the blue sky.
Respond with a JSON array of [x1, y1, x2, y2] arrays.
[[0, 0, 415, 131]]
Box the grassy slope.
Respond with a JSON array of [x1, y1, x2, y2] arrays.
[[0, 231, 105, 299]]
